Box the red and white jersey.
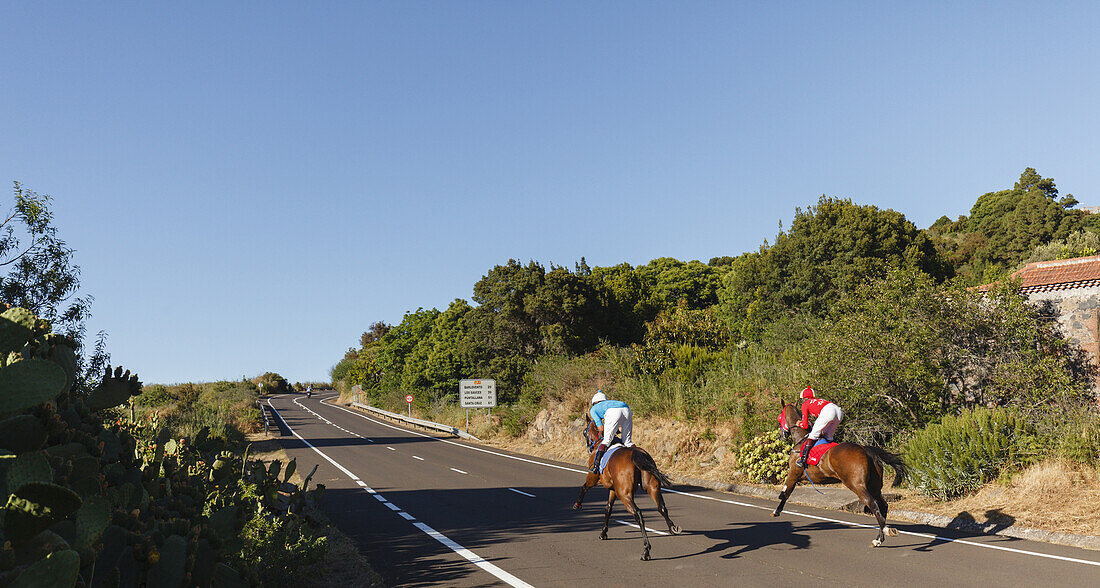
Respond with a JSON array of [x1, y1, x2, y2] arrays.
[[798, 398, 836, 429]]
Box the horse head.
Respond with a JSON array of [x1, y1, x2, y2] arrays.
[[777, 400, 806, 443], [581, 414, 598, 452]]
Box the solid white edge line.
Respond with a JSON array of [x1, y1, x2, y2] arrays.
[[316, 398, 1100, 568], [269, 397, 536, 587], [413, 522, 534, 588], [507, 488, 535, 498]]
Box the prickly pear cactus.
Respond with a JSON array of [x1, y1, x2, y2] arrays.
[[0, 358, 68, 415], [146, 534, 187, 588], [4, 482, 83, 544], [6, 451, 53, 492], [75, 496, 111, 549], [0, 414, 47, 454], [8, 548, 80, 588], [86, 365, 142, 411], [0, 307, 36, 356]]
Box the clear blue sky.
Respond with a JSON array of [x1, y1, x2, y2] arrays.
[[3, 3, 1098, 384]]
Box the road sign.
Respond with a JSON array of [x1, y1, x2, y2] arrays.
[[405, 394, 414, 403], [459, 379, 496, 408]]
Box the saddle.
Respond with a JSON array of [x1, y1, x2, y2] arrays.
[[799, 438, 838, 466], [597, 442, 626, 473]]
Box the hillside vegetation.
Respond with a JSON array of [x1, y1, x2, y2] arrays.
[[334, 168, 1100, 501]]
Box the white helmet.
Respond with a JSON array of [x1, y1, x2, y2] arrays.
[[591, 390, 607, 405]]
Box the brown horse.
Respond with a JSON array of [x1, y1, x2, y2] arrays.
[[572, 416, 681, 560], [774, 401, 907, 547]]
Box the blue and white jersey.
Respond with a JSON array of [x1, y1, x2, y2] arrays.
[[590, 400, 628, 426]]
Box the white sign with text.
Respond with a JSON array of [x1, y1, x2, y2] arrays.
[[459, 379, 497, 408]]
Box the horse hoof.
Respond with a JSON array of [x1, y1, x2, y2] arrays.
[[670, 525, 682, 535], [872, 539, 883, 547], [599, 533, 607, 541], [641, 553, 650, 561], [572, 502, 581, 510], [771, 510, 781, 517], [887, 527, 897, 537]]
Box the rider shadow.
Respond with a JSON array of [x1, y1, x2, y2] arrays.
[[665, 520, 813, 560], [911, 509, 1017, 552]]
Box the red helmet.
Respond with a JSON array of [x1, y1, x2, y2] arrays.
[[800, 386, 815, 400]]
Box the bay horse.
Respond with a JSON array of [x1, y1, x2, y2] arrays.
[[774, 401, 908, 547], [572, 416, 681, 560]]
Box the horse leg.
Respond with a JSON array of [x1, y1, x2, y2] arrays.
[[599, 491, 616, 540], [772, 463, 802, 517], [573, 472, 599, 510], [643, 473, 681, 535], [621, 490, 651, 561], [850, 486, 889, 547]]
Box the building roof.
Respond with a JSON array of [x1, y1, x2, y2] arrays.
[[978, 255, 1100, 294]]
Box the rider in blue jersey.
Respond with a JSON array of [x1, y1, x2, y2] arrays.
[[589, 390, 634, 474]]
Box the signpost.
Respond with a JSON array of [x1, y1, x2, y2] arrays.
[[459, 379, 496, 431], [406, 394, 414, 417]]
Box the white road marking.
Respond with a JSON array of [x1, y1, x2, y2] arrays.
[[615, 519, 669, 536], [450, 468, 468, 474], [268, 398, 534, 588], [387, 447, 396, 451], [412, 455, 425, 461], [508, 488, 535, 498], [316, 398, 1100, 569]]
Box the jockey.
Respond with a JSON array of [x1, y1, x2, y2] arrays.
[[589, 390, 634, 474], [795, 385, 843, 468]]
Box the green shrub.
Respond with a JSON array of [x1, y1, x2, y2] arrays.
[[904, 407, 1031, 500], [734, 429, 789, 483]]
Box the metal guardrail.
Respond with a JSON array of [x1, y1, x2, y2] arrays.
[[351, 401, 480, 441], [257, 400, 270, 433]]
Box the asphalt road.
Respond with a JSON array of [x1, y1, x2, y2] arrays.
[[267, 393, 1100, 587]]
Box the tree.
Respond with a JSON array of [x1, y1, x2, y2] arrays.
[[1, 182, 91, 341], [930, 168, 1100, 284], [717, 197, 951, 339]]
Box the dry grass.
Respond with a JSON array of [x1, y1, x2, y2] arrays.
[[891, 460, 1100, 535]]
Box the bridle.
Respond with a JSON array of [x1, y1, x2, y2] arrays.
[[581, 420, 597, 453], [778, 404, 807, 445]]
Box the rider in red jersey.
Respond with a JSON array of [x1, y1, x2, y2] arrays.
[[796, 385, 843, 468]]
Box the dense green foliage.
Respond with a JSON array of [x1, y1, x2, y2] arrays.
[[928, 168, 1100, 284]]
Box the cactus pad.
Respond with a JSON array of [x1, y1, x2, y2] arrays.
[[0, 359, 68, 415], [0, 415, 47, 454], [86, 365, 142, 411], [76, 496, 111, 549], [0, 307, 36, 356], [8, 548, 80, 588], [146, 534, 187, 588]]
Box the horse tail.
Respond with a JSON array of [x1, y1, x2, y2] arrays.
[[631, 449, 673, 488], [864, 445, 908, 487]]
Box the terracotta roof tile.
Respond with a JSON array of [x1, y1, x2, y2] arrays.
[[978, 255, 1100, 293]]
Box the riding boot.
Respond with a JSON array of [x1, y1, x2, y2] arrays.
[[796, 441, 812, 468], [591, 444, 607, 474]]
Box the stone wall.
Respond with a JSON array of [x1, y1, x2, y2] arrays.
[[1025, 286, 1100, 396]]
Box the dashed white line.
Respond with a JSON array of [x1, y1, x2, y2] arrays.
[[387, 447, 396, 451], [412, 455, 425, 461], [450, 468, 468, 475], [508, 488, 535, 498]]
